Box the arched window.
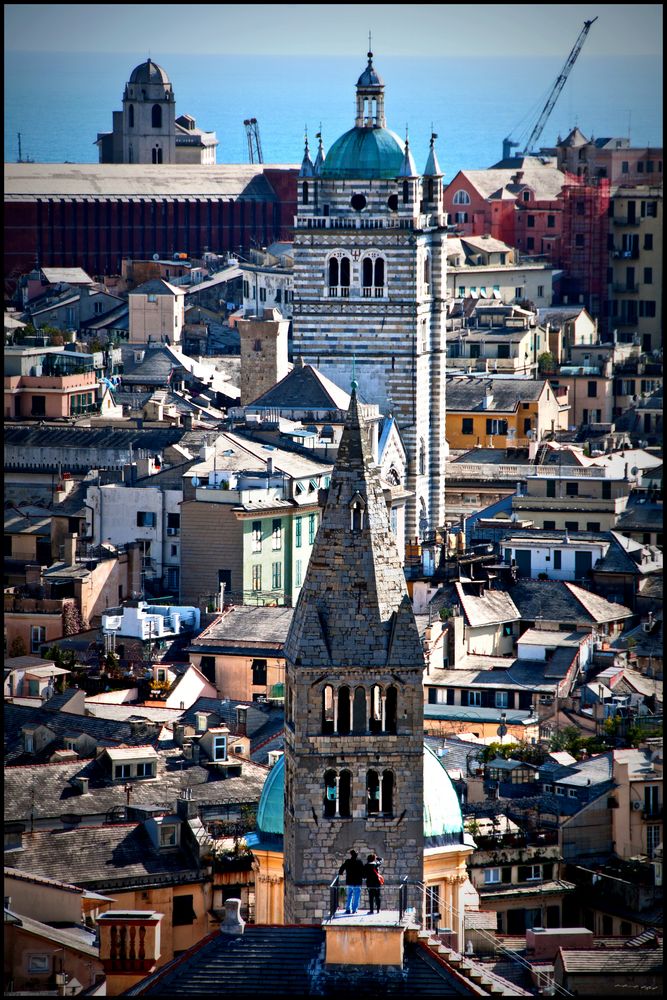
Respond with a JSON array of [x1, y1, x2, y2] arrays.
[[352, 686, 366, 733], [382, 770, 394, 815], [328, 257, 339, 290], [428, 178, 434, 202], [419, 438, 426, 476], [152, 146, 163, 164], [362, 255, 386, 297], [362, 257, 373, 289], [338, 769, 352, 817], [152, 104, 162, 129], [324, 769, 337, 817], [350, 492, 366, 532], [453, 189, 471, 205], [302, 181, 309, 205], [337, 686, 350, 735], [369, 685, 382, 734], [385, 685, 398, 734], [367, 770, 380, 814], [424, 254, 430, 289], [128, 104, 134, 128], [402, 180, 409, 204], [328, 255, 350, 297], [322, 685, 334, 734]]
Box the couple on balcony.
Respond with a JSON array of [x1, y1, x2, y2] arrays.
[[338, 849, 384, 914]]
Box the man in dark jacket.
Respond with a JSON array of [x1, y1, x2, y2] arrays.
[[338, 849, 365, 913], [364, 853, 383, 914]]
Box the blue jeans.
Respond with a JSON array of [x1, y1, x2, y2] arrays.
[[345, 885, 361, 912]]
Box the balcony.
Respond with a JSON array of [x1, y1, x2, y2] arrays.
[[612, 216, 640, 226], [612, 249, 639, 260], [295, 212, 443, 232], [612, 282, 640, 294]]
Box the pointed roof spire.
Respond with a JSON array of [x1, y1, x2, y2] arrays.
[[313, 129, 326, 176], [284, 388, 423, 670], [423, 131, 443, 177], [299, 127, 314, 178], [399, 128, 417, 177]]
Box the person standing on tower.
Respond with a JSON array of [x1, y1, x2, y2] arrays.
[[338, 850, 365, 914], [364, 853, 384, 914]]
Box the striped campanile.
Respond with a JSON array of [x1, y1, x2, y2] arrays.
[[291, 51, 448, 545]]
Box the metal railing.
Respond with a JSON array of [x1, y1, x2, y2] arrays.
[[328, 873, 410, 921]]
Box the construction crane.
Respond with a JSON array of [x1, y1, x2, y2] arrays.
[[503, 17, 597, 160], [244, 118, 263, 164]]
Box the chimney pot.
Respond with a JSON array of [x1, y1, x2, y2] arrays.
[[220, 898, 245, 935]]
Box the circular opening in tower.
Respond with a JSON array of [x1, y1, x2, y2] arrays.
[[387, 194, 399, 212], [350, 193, 367, 211]]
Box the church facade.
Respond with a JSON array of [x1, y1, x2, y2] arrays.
[[291, 51, 449, 541], [96, 59, 218, 165]]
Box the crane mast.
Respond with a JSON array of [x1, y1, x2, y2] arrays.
[[503, 17, 597, 160], [244, 118, 264, 164], [523, 17, 597, 154]]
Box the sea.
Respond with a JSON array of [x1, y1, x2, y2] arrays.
[[4, 50, 663, 175]]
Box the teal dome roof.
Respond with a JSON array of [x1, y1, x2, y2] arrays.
[[320, 127, 406, 180], [256, 745, 464, 845]]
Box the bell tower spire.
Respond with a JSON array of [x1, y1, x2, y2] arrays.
[[283, 391, 425, 925], [355, 46, 386, 128]]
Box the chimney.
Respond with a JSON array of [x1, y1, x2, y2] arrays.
[[219, 898, 245, 936], [97, 910, 163, 994], [74, 776, 89, 795]]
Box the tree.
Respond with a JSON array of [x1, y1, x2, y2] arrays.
[[549, 725, 585, 756], [538, 351, 557, 374], [9, 636, 27, 657]]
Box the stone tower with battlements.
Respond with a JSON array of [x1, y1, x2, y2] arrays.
[[291, 51, 448, 543], [283, 386, 425, 924]]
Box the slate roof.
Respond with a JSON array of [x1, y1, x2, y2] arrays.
[[127, 925, 475, 995], [4, 703, 162, 765], [4, 908, 99, 957], [4, 747, 269, 825], [428, 653, 576, 693], [556, 948, 663, 974], [5, 824, 199, 891], [446, 376, 546, 412], [615, 503, 664, 531], [454, 583, 520, 627], [247, 360, 351, 411], [509, 579, 632, 625], [4, 424, 185, 454], [190, 605, 294, 654], [130, 278, 185, 298], [40, 267, 94, 285]]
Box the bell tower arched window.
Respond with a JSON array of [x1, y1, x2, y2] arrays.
[[324, 768, 352, 818], [352, 686, 366, 733], [367, 770, 380, 814], [328, 254, 351, 298], [385, 685, 398, 734], [350, 491, 366, 532], [152, 104, 162, 129], [403, 180, 409, 204], [369, 685, 382, 734], [424, 254, 431, 290], [302, 181, 309, 205], [128, 104, 134, 128], [322, 684, 334, 734], [362, 254, 386, 298], [382, 770, 394, 815], [337, 686, 351, 735]]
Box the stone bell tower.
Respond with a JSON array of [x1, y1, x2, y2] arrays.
[[283, 387, 425, 925]]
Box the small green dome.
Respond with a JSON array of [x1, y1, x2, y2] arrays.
[[256, 745, 464, 844], [320, 126, 405, 180]]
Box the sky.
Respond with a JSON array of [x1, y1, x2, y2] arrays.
[[4, 4, 664, 57]]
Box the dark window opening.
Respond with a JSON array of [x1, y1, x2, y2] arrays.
[[172, 894, 196, 926], [152, 104, 162, 129], [252, 658, 267, 686]]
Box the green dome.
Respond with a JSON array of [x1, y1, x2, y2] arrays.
[[320, 126, 405, 180], [256, 745, 464, 844]]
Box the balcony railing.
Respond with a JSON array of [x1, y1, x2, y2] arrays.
[[612, 282, 640, 294], [328, 874, 410, 922]]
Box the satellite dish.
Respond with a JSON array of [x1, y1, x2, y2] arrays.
[[153, 253, 160, 261], [191, 476, 200, 487]]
